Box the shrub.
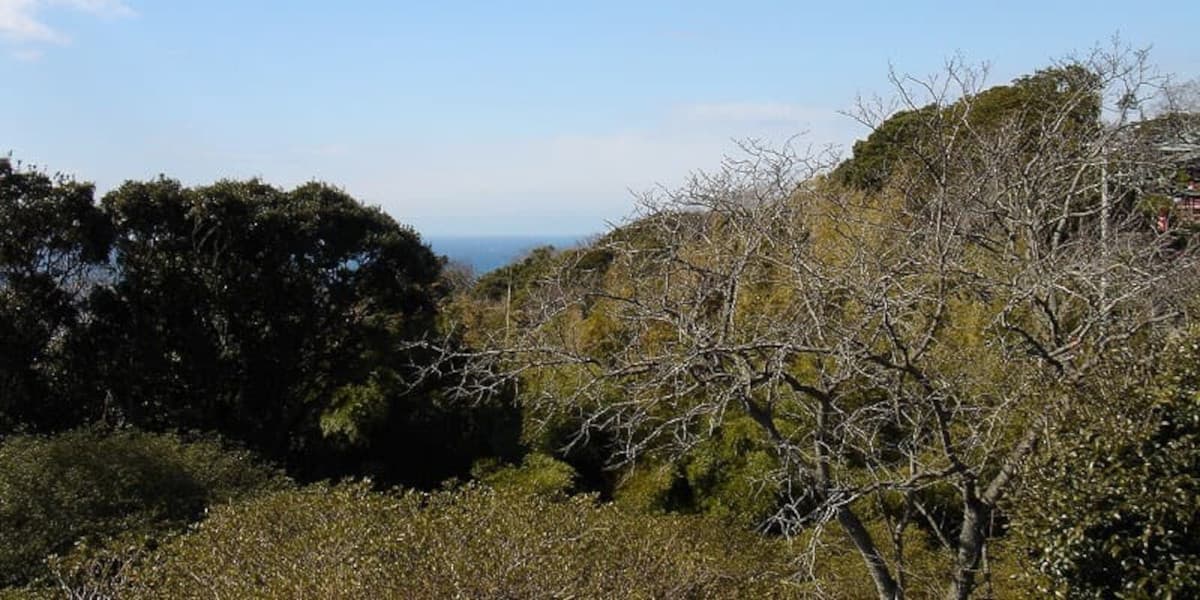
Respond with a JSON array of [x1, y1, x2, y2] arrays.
[[472, 452, 578, 497], [0, 427, 289, 587], [613, 417, 782, 527], [1013, 331, 1200, 599], [91, 482, 799, 599]]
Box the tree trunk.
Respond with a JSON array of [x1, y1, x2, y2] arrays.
[[944, 496, 987, 600], [838, 506, 903, 600], [945, 426, 1041, 600]]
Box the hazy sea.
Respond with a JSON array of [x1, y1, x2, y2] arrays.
[[425, 235, 591, 275]]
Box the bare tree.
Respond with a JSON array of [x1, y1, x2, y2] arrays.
[[426, 45, 1200, 600]]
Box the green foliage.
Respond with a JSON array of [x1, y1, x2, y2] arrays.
[[0, 159, 112, 432], [472, 452, 578, 497], [833, 106, 936, 191], [76, 482, 799, 599], [833, 65, 1101, 191], [1015, 330, 1200, 599], [471, 245, 560, 302], [0, 161, 521, 486], [92, 178, 445, 469], [614, 462, 691, 514], [0, 428, 289, 587], [682, 417, 782, 526], [320, 380, 389, 445], [0, 588, 55, 600], [613, 418, 782, 527]]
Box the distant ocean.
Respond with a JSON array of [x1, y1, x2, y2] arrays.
[[425, 235, 591, 275]]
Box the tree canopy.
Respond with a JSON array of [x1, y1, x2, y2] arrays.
[[0, 164, 519, 483]]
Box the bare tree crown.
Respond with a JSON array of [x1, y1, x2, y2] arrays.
[[429, 44, 1200, 600]]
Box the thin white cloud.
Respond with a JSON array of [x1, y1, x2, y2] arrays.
[[0, 0, 132, 45], [71, 102, 863, 235], [10, 46, 42, 60], [0, 0, 63, 42], [679, 102, 832, 124], [57, 0, 133, 17]]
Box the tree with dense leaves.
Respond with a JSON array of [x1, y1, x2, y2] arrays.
[[2, 165, 518, 483], [87, 177, 469, 476], [832, 64, 1101, 193], [0, 158, 111, 433]]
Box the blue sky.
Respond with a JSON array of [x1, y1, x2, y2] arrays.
[[2, 1, 1198, 235]]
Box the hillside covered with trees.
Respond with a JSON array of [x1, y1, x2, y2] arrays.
[[3, 46, 1200, 599]]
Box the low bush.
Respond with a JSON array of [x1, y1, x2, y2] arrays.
[[0, 427, 289, 587], [471, 451, 577, 497], [88, 482, 799, 598]]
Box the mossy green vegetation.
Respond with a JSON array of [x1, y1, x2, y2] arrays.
[[0, 428, 289, 588], [62, 482, 798, 599]]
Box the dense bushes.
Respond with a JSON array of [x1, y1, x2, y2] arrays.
[[73, 482, 798, 599], [613, 417, 782, 527], [472, 451, 579, 497], [1014, 329, 1200, 598], [0, 428, 289, 587]]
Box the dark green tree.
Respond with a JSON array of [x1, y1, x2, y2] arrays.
[[834, 65, 1101, 192], [88, 178, 453, 475], [2, 161, 520, 484], [0, 158, 111, 432]]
